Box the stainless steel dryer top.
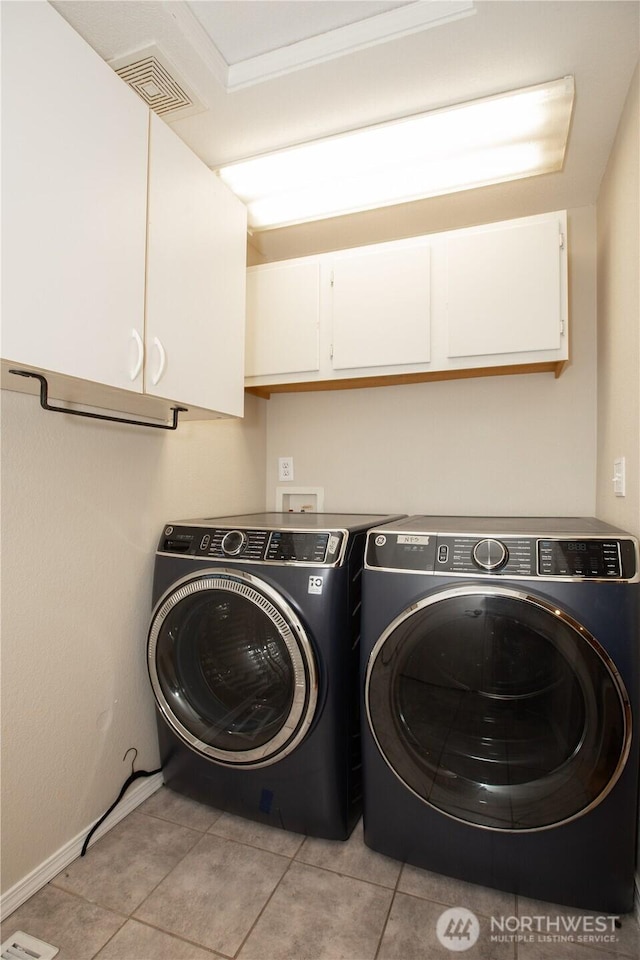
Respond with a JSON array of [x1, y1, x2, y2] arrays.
[[171, 511, 398, 529], [365, 515, 639, 581], [366, 514, 634, 536]]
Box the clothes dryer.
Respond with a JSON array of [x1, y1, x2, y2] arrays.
[[148, 512, 401, 840], [361, 516, 639, 912]]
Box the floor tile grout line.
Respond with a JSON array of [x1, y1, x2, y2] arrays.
[[137, 801, 405, 892], [60, 826, 206, 960], [24, 884, 204, 960], [229, 852, 406, 960], [137, 797, 309, 860], [294, 857, 401, 892], [49, 805, 205, 909], [137, 807, 221, 834], [123, 812, 410, 956], [373, 858, 405, 960], [127, 824, 302, 959], [206, 826, 306, 861], [87, 914, 130, 960], [44, 877, 129, 918], [387, 886, 513, 924], [34, 881, 131, 960], [231, 853, 300, 959], [91, 914, 231, 960], [140, 807, 406, 895], [124, 826, 204, 918]]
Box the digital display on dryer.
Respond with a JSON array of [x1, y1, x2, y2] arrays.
[[538, 539, 621, 577]]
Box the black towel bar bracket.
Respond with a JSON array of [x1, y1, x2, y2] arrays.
[[9, 369, 187, 430]]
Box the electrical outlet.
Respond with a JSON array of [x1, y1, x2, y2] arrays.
[[278, 457, 294, 482]]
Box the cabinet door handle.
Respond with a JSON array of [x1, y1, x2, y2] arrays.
[[152, 336, 166, 385], [130, 328, 144, 381]]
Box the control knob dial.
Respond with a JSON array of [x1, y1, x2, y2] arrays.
[[472, 538, 508, 571], [221, 530, 247, 556]]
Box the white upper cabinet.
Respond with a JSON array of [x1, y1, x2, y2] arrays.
[[1, 0, 148, 391], [244, 211, 568, 396], [146, 114, 246, 417], [2, 2, 247, 421], [331, 243, 431, 370], [245, 236, 433, 388], [246, 260, 321, 377], [446, 216, 564, 358]]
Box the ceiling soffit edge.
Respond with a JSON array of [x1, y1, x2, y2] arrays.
[[168, 0, 476, 93]]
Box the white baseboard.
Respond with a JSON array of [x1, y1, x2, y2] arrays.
[[0, 772, 164, 922]]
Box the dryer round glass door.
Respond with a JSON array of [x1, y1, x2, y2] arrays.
[[148, 570, 318, 768], [365, 585, 631, 831]]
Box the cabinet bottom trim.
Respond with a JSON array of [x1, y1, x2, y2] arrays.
[[245, 360, 568, 399]]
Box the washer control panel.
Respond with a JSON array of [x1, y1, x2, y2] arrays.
[[366, 531, 638, 580], [159, 525, 344, 566]]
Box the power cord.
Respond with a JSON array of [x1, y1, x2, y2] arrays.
[[81, 747, 162, 857]]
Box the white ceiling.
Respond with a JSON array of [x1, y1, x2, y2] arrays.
[[178, 1, 474, 88], [188, 1, 415, 65], [52, 1, 639, 257]]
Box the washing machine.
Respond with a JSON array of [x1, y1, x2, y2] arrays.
[[147, 512, 401, 840], [361, 516, 639, 912]]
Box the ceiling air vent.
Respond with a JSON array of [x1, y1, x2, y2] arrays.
[[110, 46, 204, 120]]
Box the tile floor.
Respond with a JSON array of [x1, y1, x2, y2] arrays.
[[2, 786, 638, 960]]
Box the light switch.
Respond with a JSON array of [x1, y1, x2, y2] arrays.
[[612, 457, 626, 497]]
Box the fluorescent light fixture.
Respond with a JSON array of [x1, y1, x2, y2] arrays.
[[218, 77, 574, 230]]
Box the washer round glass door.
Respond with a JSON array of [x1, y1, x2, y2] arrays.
[[148, 570, 318, 768], [365, 585, 631, 831]]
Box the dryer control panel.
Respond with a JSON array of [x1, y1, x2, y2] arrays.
[[366, 530, 638, 581], [537, 538, 628, 578], [158, 525, 345, 566]]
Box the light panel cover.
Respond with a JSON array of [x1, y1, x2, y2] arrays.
[[218, 77, 575, 230]]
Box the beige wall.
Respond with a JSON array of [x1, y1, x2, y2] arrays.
[[596, 62, 640, 537], [0, 391, 266, 897], [594, 59, 640, 889], [265, 205, 598, 518]]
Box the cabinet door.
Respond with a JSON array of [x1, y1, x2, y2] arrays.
[[146, 114, 247, 416], [446, 216, 564, 358], [331, 244, 431, 370], [246, 261, 321, 377], [1, 1, 148, 390]]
